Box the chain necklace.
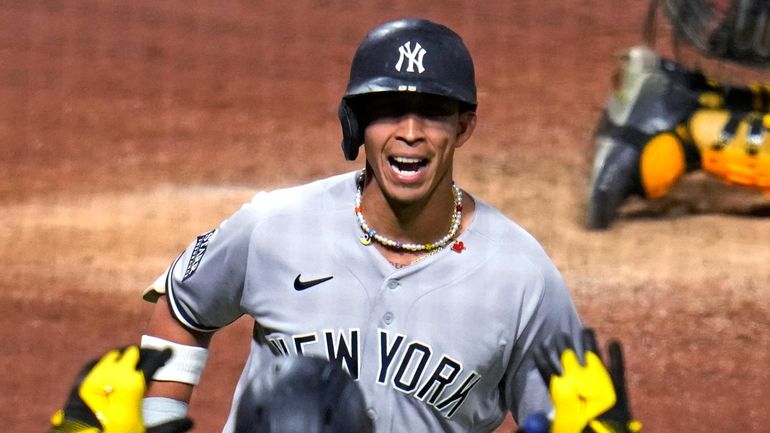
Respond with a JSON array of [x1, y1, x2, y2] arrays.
[[355, 170, 465, 253], [388, 245, 446, 269]]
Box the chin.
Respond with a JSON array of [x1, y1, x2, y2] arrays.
[[383, 181, 432, 205]]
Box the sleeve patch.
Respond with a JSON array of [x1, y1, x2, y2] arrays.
[[183, 229, 216, 281]]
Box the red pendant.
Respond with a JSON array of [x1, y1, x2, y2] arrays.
[[451, 241, 465, 253]]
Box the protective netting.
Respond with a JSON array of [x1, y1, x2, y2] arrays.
[[663, 0, 770, 67]]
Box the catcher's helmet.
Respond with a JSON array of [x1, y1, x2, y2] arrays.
[[234, 356, 373, 433], [339, 18, 477, 160]]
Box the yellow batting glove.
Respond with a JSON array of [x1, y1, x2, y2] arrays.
[[548, 348, 616, 433], [80, 347, 146, 432], [50, 346, 192, 433], [534, 329, 642, 433]]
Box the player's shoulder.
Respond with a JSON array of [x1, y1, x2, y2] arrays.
[[469, 196, 556, 264], [248, 171, 356, 214], [471, 197, 541, 245], [215, 172, 355, 236], [469, 196, 570, 294]]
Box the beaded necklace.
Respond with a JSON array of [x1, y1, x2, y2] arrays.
[[354, 170, 465, 254]]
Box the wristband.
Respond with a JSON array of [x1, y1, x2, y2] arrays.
[[142, 397, 189, 427], [140, 335, 209, 385]]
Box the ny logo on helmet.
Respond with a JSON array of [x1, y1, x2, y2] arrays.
[[395, 41, 426, 73]]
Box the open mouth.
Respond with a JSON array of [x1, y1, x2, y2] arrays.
[[388, 156, 428, 176]]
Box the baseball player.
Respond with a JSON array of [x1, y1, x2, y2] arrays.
[[139, 18, 583, 433]]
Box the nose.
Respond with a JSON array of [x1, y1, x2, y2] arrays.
[[395, 114, 425, 146]]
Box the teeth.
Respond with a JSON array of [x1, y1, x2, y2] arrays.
[[393, 166, 419, 175], [389, 156, 426, 176], [393, 156, 422, 164]]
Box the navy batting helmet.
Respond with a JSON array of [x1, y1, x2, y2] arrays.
[[339, 18, 478, 160], [234, 356, 373, 433]]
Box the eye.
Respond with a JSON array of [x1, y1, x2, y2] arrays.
[[372, 106, 404, 119], [360, 93, 458, 121], [418, 102, 456, 118]]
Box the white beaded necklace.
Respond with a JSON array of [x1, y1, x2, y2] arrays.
[[355, 170, 464, 253]]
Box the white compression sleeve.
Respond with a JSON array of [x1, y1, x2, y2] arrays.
[[142, 397, 189, 427]]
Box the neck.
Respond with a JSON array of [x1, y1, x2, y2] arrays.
[[360, 172, 457, 246]]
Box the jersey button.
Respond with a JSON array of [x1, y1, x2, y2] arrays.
[[367, 407, 377, 420], [387, 280, 400, 290], [383, 312, 394, 324]]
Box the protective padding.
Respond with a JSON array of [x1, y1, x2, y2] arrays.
[[691, 109, 770, 191], [338, 99, 362, 160], [663, 0, 770, 67], [339, 18, 477, 160], [640, 132, 686, 199]]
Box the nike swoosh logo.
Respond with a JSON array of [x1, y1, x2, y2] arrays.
[[293, 274, 334, 291]]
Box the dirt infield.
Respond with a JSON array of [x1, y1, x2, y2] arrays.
[[1, 1, 768, 432]]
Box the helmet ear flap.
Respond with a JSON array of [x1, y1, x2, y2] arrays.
[[338, 99, 362, 161]]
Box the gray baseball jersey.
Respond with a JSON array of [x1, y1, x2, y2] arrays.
[[146, 170, 582, 433]]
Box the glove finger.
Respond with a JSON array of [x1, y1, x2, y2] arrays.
[[72, 358, 100, 388], [115, 345, 141, 369], [607, 341, 632, 419], [559, 348, 581, 373], [608, 342, 625, 395], [60, 357, 103, 428], [555, 331, 582, 368], [582, 328, 599, 361], [62, 357, 99, 409], [533, 343, 557, 384], [146, 417, 194, 433], [555, 332, 573, 356], [93, 348, 123, 369], [138, 348, 173, 379]]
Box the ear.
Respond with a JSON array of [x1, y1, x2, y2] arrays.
[[455, 111, 476, 148]]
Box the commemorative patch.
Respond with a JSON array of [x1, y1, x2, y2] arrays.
[[183, 229, 216, 281]]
